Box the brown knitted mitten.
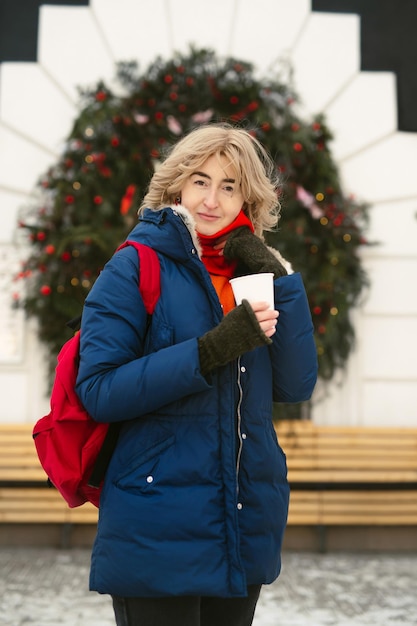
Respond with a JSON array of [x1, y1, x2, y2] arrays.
[[224, 227, 287, 279], [198, 299, 271, 375]]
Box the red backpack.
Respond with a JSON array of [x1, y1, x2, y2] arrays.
[[33, 242, 160, 508]]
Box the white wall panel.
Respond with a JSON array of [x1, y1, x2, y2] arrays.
[[340, 132, 417, 203], [362, 316, 417, 379], [0, 190, 30, 243], [0, 373, 28, 422], [231, 0, 310, 69], [0, 319, 50, 423], [362, 381, 417, 426], [0, 244, 25, 362], [0, 63, 76, 151], [291, 13, 360, 113], [38, 6, 115, 102], [325, 72, 397, 160], [91, 0, 172, 70], [363, 259, 417, 315], [312, 366, 361, 426], [311, 307, 363, 426], [0, 124, 54, 192], [364, 198, 417, 258], [23, 321, 50, 423], [167, 0, 239, 59]]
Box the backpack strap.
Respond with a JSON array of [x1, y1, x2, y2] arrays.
[[88, 242, 161, 489], [88, 422, 121, 488], [116, 241, 161, 315]]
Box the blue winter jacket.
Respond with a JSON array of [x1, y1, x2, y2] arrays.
[[76, 206, 317, 598]]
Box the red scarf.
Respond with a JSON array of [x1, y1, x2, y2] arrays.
[[197, 211, 254, 278]]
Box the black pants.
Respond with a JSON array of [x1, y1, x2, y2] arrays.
[[112, 585, 262, 626]]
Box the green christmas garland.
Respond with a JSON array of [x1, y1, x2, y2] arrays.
[[16, 48, 369, 389]]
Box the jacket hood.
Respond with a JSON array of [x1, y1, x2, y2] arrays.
[[128, 205, 202, 262]]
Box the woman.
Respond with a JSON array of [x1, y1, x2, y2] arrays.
[[76, 123, 317, 626]]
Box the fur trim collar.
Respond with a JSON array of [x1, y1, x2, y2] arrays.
[[170, 205, 203, 258], [267, 245, 293, 275]]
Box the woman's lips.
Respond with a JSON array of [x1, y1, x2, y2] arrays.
[[198, 212, 219, 222]]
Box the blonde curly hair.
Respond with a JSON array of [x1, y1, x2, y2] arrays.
[[139, 123, 281, 237]]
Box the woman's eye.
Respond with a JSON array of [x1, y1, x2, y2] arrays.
[[223, 185, 234, 194], [194, 178, 207, 187]]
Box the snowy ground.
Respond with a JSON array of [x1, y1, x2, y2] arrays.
[[1, 549, 416, 626]]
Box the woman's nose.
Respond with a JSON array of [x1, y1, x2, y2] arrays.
[[204, 187, 219, 209]]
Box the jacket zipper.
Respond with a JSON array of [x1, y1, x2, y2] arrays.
[[235, 357, 244, 498]]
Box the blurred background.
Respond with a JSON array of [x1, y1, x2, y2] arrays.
[[0, 0, 416, 427]]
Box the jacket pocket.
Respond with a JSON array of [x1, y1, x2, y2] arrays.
[[114, 432, 175, 494], [270, 421, 288, 481]]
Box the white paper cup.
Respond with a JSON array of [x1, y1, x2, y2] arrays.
[[230, 273, 274, 309]]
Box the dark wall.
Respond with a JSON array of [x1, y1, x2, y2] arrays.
[[0, 0, 89, 61], [1, 0, 416, 131], [312, 0, 417, 132]]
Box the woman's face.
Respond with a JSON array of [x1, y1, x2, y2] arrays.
[[180, 154, 244, 236]]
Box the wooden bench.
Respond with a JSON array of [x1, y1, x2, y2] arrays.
[[0, 423, 97, 545], [1, 422, 417, 550], [275, 420, 417, 550]]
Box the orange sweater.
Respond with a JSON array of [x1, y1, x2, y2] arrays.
[[210, 274, 236, 315]]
